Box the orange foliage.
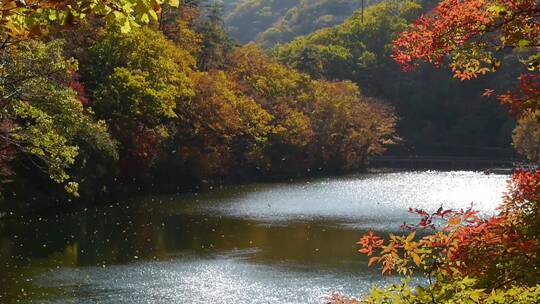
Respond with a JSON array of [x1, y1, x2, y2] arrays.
[[358, 171, 540, 286], [393, 0, 540, 116]]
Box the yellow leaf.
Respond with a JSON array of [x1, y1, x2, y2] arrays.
[[169, 0, 179, 8], [448, 216, 461, 226], [368, 257, 380, 267], [120, 19, 131, 33], [148, 9, 158, 21], [405, 231, 416, 242], [412, 253, 422, 266]]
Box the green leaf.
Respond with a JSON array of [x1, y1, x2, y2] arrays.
[[140, 13, 150, 24], [48, 11, 57, 21], [518, 39, 530, 48], [120, 19, 131, 33], [148, 9, 158, 21]]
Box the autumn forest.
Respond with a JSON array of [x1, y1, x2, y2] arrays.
[[0, 1, 402, 205], [0, 0, 539, 303]]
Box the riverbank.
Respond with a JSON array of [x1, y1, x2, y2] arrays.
[[0, 158, 521, 218]]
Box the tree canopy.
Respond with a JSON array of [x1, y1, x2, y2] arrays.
[[0, 0, 179, 38], [224, 0, 380, 47], [0, 2, 398, 202], [272, 0, 517, 156]]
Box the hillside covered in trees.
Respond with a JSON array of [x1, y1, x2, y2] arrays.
[[0, 1, 397, 206], [271, 0, 519, 157], [218, 0, 525, 157], [223, 0, 380, 47]]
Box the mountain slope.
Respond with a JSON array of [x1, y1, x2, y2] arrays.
[[224, 0, 379, 47], [272, 0, 516, 156]]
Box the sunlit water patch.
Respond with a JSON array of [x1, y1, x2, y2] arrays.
[[0, 171, 508, 303], [35, 250, 401, 304], [196, 171, 508, 227]]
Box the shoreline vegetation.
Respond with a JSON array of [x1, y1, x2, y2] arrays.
[[0, 4, 399, 208]]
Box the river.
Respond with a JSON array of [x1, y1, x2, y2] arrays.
[[0, 171, 508, 303]]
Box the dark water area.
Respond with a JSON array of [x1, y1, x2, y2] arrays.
[[0, 171, 508, 303]]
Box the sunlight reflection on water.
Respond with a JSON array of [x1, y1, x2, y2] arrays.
[[200, 171, 508, 227], [1, 171, 509, 304], [38, 250, 399, 304]]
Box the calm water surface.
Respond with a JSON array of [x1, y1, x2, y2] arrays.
[[0, 171, 508, 303]]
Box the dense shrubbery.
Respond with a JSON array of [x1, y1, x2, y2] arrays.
[[0, 1, 397, 203]]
